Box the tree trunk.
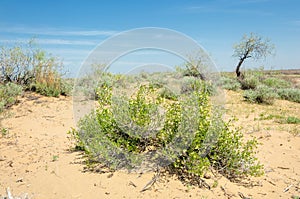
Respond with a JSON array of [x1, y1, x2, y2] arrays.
[[235, 57, 246, 79]]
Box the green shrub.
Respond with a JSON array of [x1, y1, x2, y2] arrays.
[[263, 77, 291, 89], [244, 85, 278, 104], [218, 76, 241, 91], [208, 122, 264, 178], [71, 77, 263, 182], [277, 88, 300, 103], [286, 116, 300, 124], [0, 83, 23, 112]]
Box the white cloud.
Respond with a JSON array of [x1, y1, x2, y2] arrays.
[[0, 38, 99, 46], [0, 26, 117, 36]]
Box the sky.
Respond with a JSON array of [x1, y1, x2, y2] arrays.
[[0, 0, 300, 77]]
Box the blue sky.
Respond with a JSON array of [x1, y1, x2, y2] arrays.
[[0, 0, 299, 76]]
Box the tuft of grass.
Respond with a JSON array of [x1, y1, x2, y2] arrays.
[[257, 113, 284, 121], [52, 155, 59, 162], [1, 128, 9, 136], [286, 116, 300, 124]]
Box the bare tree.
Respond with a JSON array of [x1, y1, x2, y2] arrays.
[[233, 33, 275, 78]]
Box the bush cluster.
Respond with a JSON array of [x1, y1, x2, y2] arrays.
[[0, 42, 71, 98], [219, 69, 300, 105], [70, 74, 263, 182]]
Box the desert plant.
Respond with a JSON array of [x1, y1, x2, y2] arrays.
[[181, 77, 215, 95], [208, 122, 264, 178], [0, 41, 70, 97], [243, 85, 278, 104], [286, 116, 300, 124], [218, 76, 241, 91], [277, 88, 300, 103], [263, 77, 291, 89], [239, 69, 263, 90], [0, 82, 23, 112], [71, 74, 263, 183]]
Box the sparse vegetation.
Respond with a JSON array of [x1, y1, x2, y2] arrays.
[[219, 68, 300, 105], [0, 41, 71, 97], [0, 41, 71, 112]]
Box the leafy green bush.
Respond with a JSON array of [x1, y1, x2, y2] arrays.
[[277, 88, 300, 103], [218, 76, 241, 91], [263, 77, 291, 89], [71, 77, 263, 182], [0, 83, 23, 112], [208, 122, 263, 178], [243, 85, 278, 104]]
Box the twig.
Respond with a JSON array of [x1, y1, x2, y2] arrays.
[[238, 192, 251, 199], [199, 178, 210, 190], [277, 166, 290, 170], [283, 184, 293, 193], [129, 181, 137, 188], [220, 185, 235, 199], [267, 180, 276, 186], [140, 170, 160, 192]]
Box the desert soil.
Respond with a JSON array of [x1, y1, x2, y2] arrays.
[[0, 91, 299, 199]]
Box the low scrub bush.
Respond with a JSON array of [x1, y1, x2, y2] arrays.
[[218, 76, 241, 91], [70, 77, 263, 183], [240, 75, 260, 90], [263, 77, 291, 89], [239, 69, 264, 90], [181, 77, 215, 95], [0, 83, 23, 112], [244, 85, 278, 104], [159, 87, 178, 100], [277, 88, 300, 103]]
